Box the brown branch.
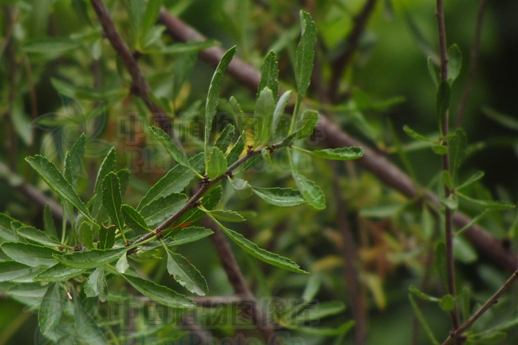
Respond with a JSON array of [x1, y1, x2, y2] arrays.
[[441, 268, 518, 345], [455, 0, 487, 128], [155, 9, 518, 273], [331, 162, 367, 345], [328, 0, 378, 103], [89, 0, 181, 147]]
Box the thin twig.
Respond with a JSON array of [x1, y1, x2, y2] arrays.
[[455, 0, 487, 128], [441, 268, 518, 345], [89, 0, 182, 147], [328, 0, 378, 103], [435, 0, 461, 339], [156, 9, 518, 273], [331, 162, 367, 345]]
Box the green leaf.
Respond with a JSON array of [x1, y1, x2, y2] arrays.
[[403, 125, 434, 142], [215, 124, 236, 153], [123, 274, 195, 308], [294, 146, 364, 161], [442, 170, 453, 190], [43, 205, 58, 239], [205, 46, 237, 169], [0, 213, 17, 244], [447, 44, 462, 84], [0, 261, 38, 282], [229, 96, 245, 132], [409, 294, 440, 345], [292, 171, 326, 210], [453, 236, 478, 264], [432, 144, 448, 155], [73, 296, 107, 345], [138, 0, 164, 49], [1, 242, 61, 267], [102, 172, 125, 235], [140, 193, 187, 228], [206, 210, 245, 222], [468, 331, 507, 344], [457, 194, 515, 211], [457, 171, 484, 190], [483, 107, 518, 131], [64, 134, 86, 186], [117, 169, 131, 197], [408, 285, 440, 302], [427, 57, 439, 87], [227, 131, 246, 165], [98, 224, 116, 250], [258, 51, 279, 100], [122, 204, 151, 233], [166, 226, 213, 245], [449, 128, 467, 179], [56, 247, 127, 269], [116, 254, 129, 273], [293, 301, 346, 322], [435, 242, 447, 285], [272, 91, 292, 140], [94, 147, 117, 196], [137, 156, 198, 210], [294, 110, 319, 139], [34, 264, 85, 282], [251, 187, 305, 207], [439, 294, 455, 311], [206, 146, 228, 179], [254, 87, 275, 146], [436, 81, 451, 134], [294, 10, 317, 98], [176, 186, 222, 226], [157, 40, 219, 54], [229, 178, 252, 199], [10, 100, 32, 145], [150, 126, 190, 168], [441, 194, 458, 210], [211, 218, 307, 274], [25, 155, 93, 221], [17, 225, 60, 247], [39, 283, 64, 338], [85, 267, 108, 302], [23, 38, 82, 54], [283, 321, 355, 337], [166, 251, 208, 296]]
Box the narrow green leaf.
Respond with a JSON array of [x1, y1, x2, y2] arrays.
[[294, 11, 317, 98], [150, 126, 190, 168], [436, 81, 451, 134], [43, 205, 58, 239], [458, 194, 515, 211], [211, 217, 307, 274], [229, 96, 245, 132], [409, 285, 440, 302], [2, 242, 61, 267], [441, 194, 459, 210], [137, 157, 198, 210], [56, 247, 127, 269], [123, 274, 195, 308], [78, 221, 94, 249], [166, 251, 208, 296], [138, 0, 164, 49], [122, 204, 151, 233], [294, 110, 319, 139], [230, 178, 253, 199], [449, 128, 468, 179], [468, 331, 507, 344], [85, 267, 108, 302], [432, 144, 448, 155], [293, 301, 345, 322], [0, 213, 17, 244], [403, 125, 434, 142], [409, 294, 441, 345], [206, 210, 245, 222], [116, 254, 129, 273], [292, 171, 326, 210], [34, 264, 85, 282], [457, 171, 484, 190], [215, 123, 236, 153], [73, 297, 107, 345], [227, 131, 246, 165], [447, 44, 462, 84], [453, 236, 478, 264], [0, 262, 38, 282], [25, 155, 93, 221], [17, 225, 61, 247], [24, 38, 81, 54], [39, 283, 64, 338], [294, 146, 364, 161], [94, 147, 117, 196], [206, 146, 228, 179], [272, 91, 292, 140], [435, 242, 447, 284], [64, 134, 86, 186], [258, 51, 279, 100], [254, 87, 275, 146], [205, 46, 237, 169], [439, 294, 455, 311], [166, 226, 214, 245], [251, 187, 305, 207], [442, 170, 453, 190], [157, 40, 219, 54], [483, 107, 518, 131], [117, 169, 131, 197], [102, 172, 125, 235], [98, 224, 116, 250], [427, 57, 439, 87], [140, 193, 187, 228]]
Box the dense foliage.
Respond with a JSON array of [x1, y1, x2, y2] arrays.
[[0, 1, 517, 345]]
